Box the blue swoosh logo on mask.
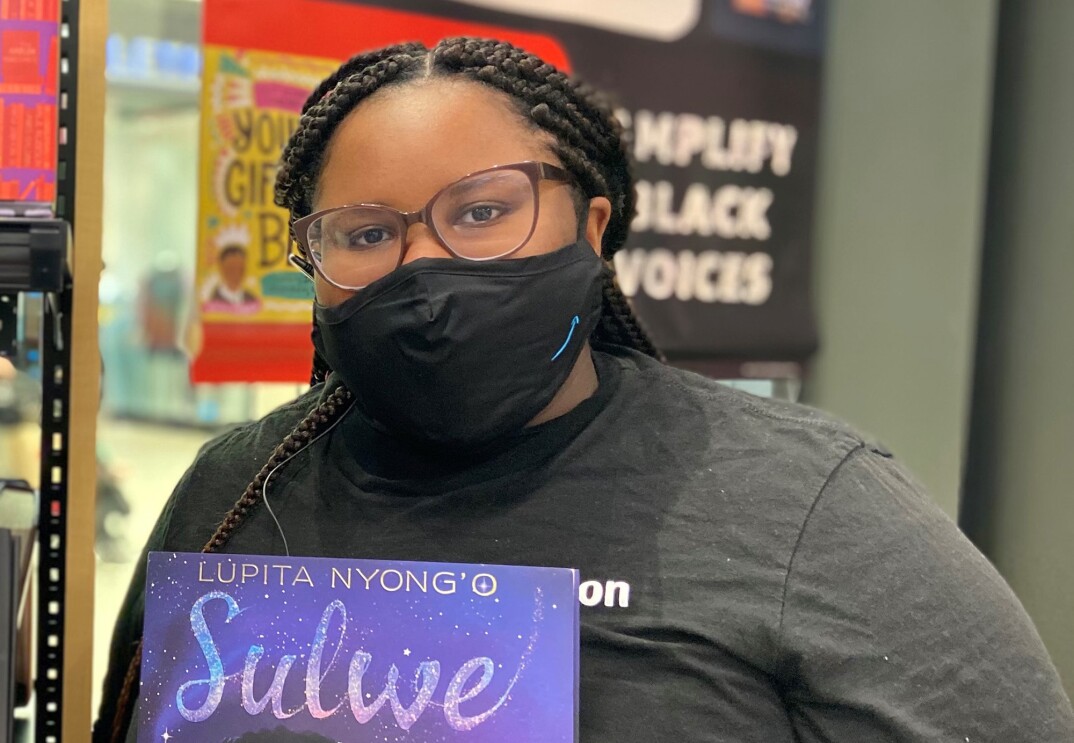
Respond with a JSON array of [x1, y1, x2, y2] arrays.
[[551, 315, 581, 361]]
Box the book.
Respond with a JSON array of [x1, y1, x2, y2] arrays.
[[138, 552, 580, 742]]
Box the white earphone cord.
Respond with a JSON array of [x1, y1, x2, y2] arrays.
[[261, 400, 355, 557]]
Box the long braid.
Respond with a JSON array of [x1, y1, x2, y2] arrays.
[[109, 643, 142, 743], [109, 387, 353, 743], [599, 272, 664, 360]]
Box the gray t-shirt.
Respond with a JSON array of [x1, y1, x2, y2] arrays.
[[95, 348, 1074, 742]]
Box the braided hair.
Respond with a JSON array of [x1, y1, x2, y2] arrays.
[[109, 38, 660, 741]]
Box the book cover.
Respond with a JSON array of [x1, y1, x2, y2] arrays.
[[138, 552, 579, 742]]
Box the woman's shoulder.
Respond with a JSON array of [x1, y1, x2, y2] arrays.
[[601, 347, 872, 464], [155, 383, 333, 551]]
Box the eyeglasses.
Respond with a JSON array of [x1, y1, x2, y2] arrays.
[[292, 161, 572, 291]]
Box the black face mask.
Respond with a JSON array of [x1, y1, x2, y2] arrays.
[[313, 240, 606, 449]]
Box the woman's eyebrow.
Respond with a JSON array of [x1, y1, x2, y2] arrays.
[[440, 172, 514, 201]]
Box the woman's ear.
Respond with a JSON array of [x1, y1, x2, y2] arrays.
[[585, 196, 612, 256]]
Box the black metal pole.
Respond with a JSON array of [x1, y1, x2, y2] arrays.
[[35, 0, 81, 739]]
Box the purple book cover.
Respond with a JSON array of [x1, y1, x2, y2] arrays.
[[138, 552, 579, 743]]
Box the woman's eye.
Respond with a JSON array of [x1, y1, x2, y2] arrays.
[[339, 226, 394, 248], [457, 203, 507, 225]]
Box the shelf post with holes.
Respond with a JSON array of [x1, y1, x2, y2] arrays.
[[30, 0, 105, 740]]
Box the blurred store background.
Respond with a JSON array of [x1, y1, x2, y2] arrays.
[[3, 0, 1068, 717]]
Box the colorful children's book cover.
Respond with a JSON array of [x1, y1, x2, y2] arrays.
[[138, 552, 579, 742]]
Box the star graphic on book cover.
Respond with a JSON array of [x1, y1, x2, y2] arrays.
[[403, 648, 412, 656], [161, 730, 173, 742]]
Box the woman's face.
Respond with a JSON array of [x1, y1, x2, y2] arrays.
[[311, 79, 611, 307]]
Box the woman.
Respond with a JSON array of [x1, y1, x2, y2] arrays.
[[96, 37, 1074, 742]]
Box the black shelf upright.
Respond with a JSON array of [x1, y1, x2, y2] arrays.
[[34, 0, 82, 740]]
